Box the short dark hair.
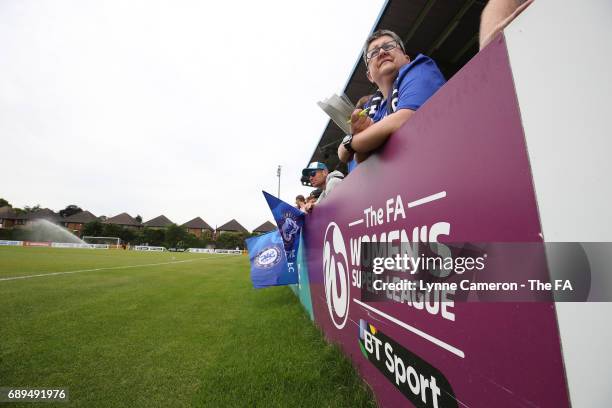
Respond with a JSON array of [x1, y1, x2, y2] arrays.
[[310, 189, 323, 199], [295, 195, 305, 202], [363, 29, 407, 65]]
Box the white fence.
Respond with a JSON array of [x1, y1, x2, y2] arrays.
[[1, 240, 242, 255], [51, 243, 109, 249], [0, 240, 23, 246], [0, 240, 111, 249], [187, 248, 242, 255], [134, 246, 166, 252], [214, 249, 242, 255], [186, 248, 215, 254]]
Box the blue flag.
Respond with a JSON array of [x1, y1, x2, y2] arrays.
[[246, 230, 297, 288], [263, 191, 305, 270]]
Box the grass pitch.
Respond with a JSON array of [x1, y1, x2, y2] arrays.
[[0, 247, 375, 407]]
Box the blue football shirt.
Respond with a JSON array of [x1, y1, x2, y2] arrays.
[[347, 54, 445, 173]]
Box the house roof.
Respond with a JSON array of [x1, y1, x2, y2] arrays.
[[0, 206, 14, 219], [253, 221, 277, 233], [217, 219, 249, 234], [144, 215, 173, 228], [182, 217, 213, 230], [64, 210, 98, 224], [104, 212, 141, 226], [25, 208, 62, 222], [0, 206, 26, 220]]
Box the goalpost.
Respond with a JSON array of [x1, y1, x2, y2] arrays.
[[83, 236, 121, 249]]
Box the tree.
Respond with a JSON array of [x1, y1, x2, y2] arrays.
[[0, 198, 9, 207], [138, 228, 165, 246], [183, 232, 209, 249], [215, 232, 248, 250], [118, 228, 136, 244], [164, 224, 191, 248], [23, 204, 41, 213], [59, 205, 83, 218], [102, 223, 122, 238], [135, 215, 143, 223], [83, 221, 104, 236], [86, 223, 140, 244]]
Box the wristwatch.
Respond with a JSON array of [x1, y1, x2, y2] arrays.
[[342, 134, 354, 153]]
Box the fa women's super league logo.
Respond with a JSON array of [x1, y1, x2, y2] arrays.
[[323, 222, 351, 329]]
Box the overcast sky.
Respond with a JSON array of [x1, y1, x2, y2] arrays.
[[0, 0, 385, 230]]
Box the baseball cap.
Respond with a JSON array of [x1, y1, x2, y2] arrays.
[[302, 162, 328, 177]]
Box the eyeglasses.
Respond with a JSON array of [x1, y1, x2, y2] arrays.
[[366, 40, 400, 64]]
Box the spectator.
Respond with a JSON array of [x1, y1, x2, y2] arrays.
[[301, 162, 343, 213], [338, 30, 445, 164], [307, 189, 321, 205], [480, 0, 533, 49], [295, 195, 306, 211]]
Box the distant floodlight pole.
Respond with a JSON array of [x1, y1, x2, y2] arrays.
[[276, 165, 282, 198]]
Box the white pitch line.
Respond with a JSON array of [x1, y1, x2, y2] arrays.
[[407, 191, 446, 208], [0, 255, 231, 282], [348, 219, 364, 227], [353, 298, 465, 358]]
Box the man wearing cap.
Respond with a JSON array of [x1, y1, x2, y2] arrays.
[[301, 162, 344, 213], [338, 30, 446, 165]]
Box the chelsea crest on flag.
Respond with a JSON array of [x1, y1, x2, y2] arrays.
[[245, 230, 297, 288]]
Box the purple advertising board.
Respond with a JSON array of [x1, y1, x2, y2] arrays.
[[303, 37, 570, 407]]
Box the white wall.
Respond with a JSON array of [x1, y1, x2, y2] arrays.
[[505, 1, 612, 406]]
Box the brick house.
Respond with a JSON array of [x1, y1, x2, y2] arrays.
[[25, 208, 63, 225], [143, 215, 173, 230], [216, 219, 248, 235], [252, 221, 276, 235], [0, 206, 26, 229], [63, 211, 99, 237], [182, 217, 213, 238], [104, 213, 142, 230]]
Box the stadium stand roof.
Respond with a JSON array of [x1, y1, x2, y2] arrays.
[[307, 0, 486, 177], [143, 215, 173, 228], [181, 217, 213, 231], [105, 212, 141, 227], [253, 221, 277, 234], [63, 210, 98, 224], [25, 208, 63, 222], [217, 219, 249, 234]]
